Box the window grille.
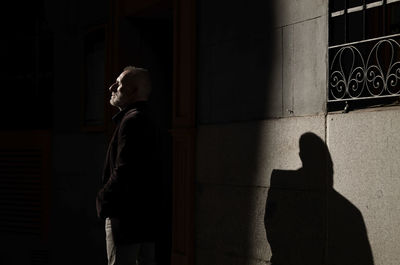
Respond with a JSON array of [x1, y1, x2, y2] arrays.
[[328, 0, 400, 111]]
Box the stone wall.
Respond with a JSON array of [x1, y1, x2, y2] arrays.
[[328, 108, 400, 265], [195, 0, 400, 264]]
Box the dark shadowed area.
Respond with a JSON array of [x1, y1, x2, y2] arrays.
[[195, 0, 278, 264], [0, 0, 173, 264], [265, 132, 374, 265]]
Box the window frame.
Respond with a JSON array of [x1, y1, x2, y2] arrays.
[[328, 0, 400, 111]]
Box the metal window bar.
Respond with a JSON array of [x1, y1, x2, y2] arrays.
[[328, 0, 400, 107], [363, 0, 366, 40], [344, 0, 348, 43], [331, 0, 400, 17], [383, 0, 387, 35], [328, 33, 400, 102]]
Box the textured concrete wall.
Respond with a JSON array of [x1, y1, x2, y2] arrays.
[[197, 0, 276, 123], [196, 0, 400, 264], [197, 0, 328, 124], [196, 107, 400, 265], [196, 116, 325, 265], [196, 0, 329, 264], [272, 0, 328, 117], [328, 107, 400, 265]]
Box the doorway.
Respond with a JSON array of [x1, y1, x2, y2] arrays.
[[114, 8, 173, 265], [108, 1, 197, 264]]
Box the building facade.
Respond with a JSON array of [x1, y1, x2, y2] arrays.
[[195, 0, 400, 264], [0, 0, 399, 264]]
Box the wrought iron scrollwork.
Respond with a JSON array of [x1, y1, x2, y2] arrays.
[[329, 35, 400, 102], [330, 46, 365, 100]]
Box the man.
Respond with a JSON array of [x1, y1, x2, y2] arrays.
[[96, 66, 161, 265]]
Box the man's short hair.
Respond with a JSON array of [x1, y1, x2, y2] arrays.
[[123, 66, 152, 99]]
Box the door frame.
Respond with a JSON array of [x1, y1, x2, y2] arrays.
[[106, 1, 196, 265]]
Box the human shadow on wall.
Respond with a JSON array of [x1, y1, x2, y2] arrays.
[[264, 132, 374, 265]]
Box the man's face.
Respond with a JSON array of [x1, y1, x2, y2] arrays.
[[109, 71, 134, 109]]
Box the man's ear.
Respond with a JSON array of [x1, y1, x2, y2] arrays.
[[127, 84, 138, 96]]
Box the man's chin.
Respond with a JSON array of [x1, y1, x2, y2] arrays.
[[110, 100, 124, 110]]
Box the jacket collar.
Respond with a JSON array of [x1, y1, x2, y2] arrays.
[[112, 101, 148, 123]]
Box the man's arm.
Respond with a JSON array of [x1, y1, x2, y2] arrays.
[[96, 115, 148, 219]]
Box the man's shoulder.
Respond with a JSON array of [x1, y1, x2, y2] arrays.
[[119, 108, 150, 134], [271, 169, 298, 177], [121, 108, 145, 124], [270, 169, 300, 188], [124, 108, 140, 118]]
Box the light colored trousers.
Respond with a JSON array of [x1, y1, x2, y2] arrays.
[[106, 218, 156, 265]]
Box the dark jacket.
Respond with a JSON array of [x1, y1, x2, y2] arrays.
[[96, 101, 161, 244]]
